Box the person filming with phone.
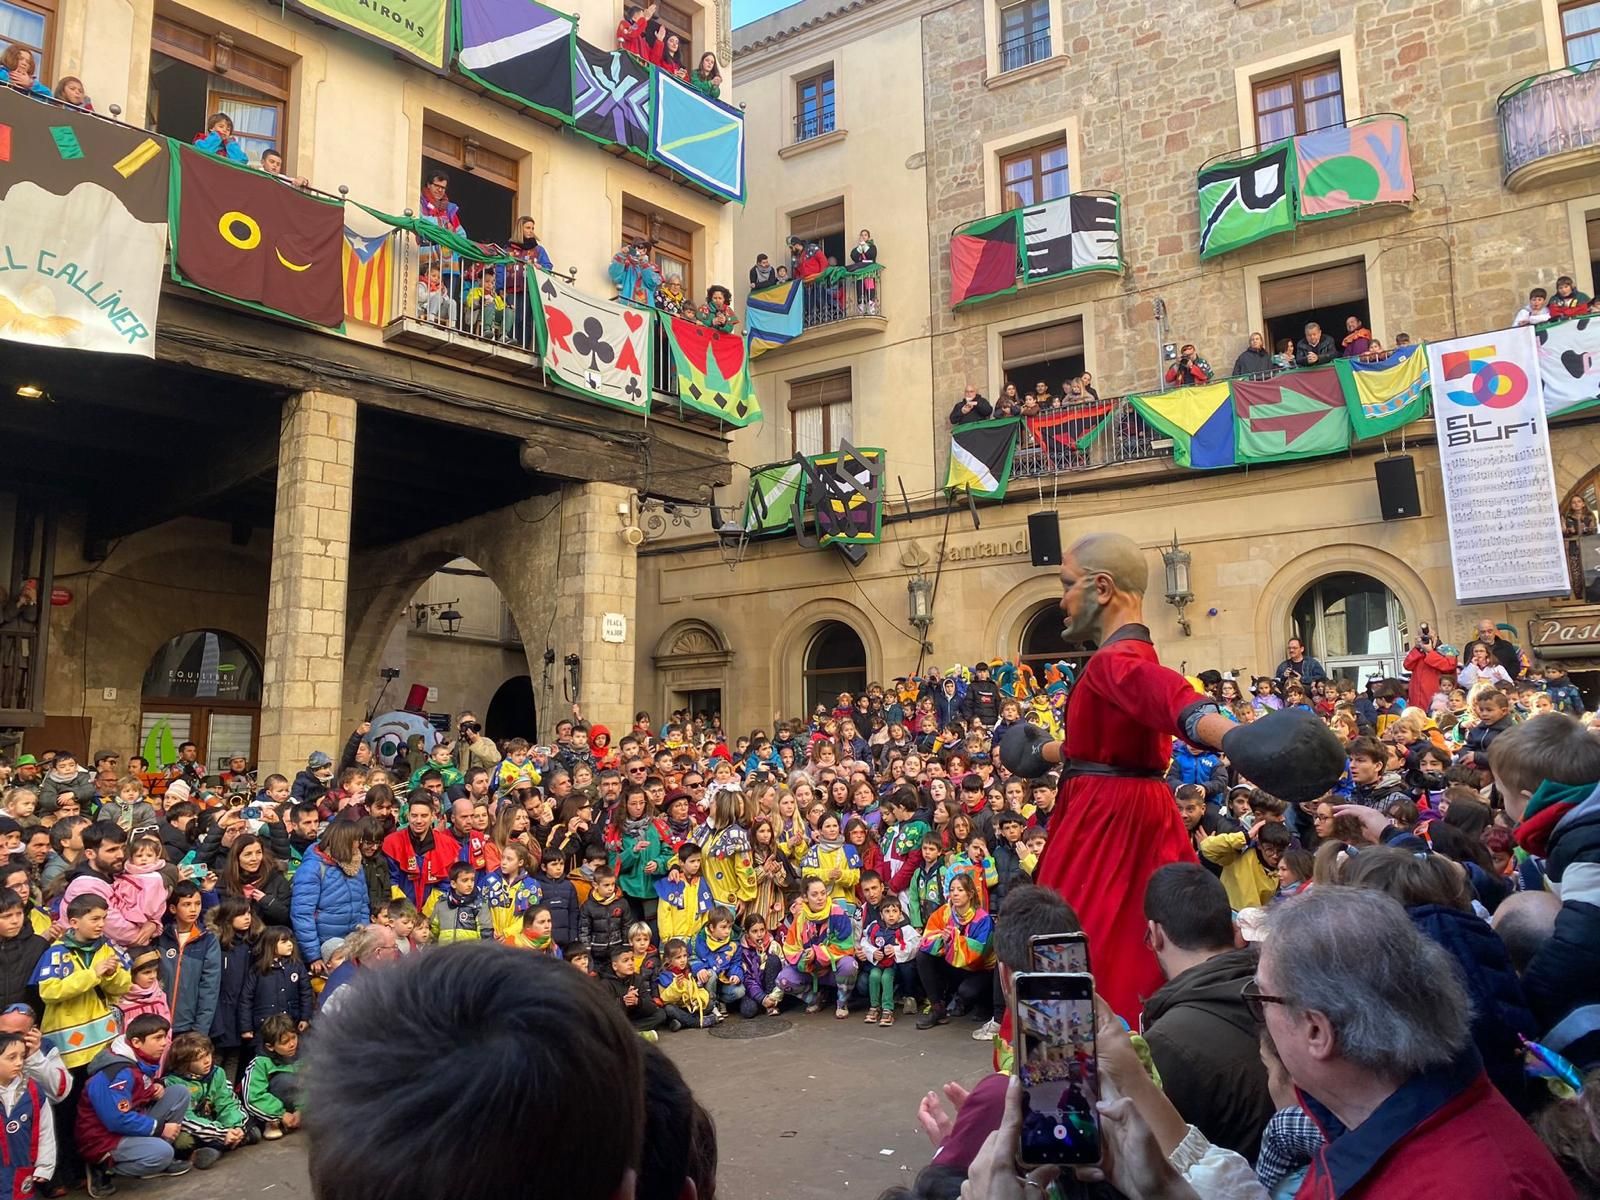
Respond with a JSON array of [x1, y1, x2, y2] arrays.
[[1401, 621, 1458, 711]]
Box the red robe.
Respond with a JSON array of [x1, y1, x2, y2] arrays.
[[1034, 624, 1204, 1021]]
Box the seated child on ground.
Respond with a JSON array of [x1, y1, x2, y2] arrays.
[[241, 1013, 302, 1139], [165, 1031, 250, 1163]]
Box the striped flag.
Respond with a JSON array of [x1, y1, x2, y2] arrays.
[[342, 227, 393, 325], [946, 417, 1020, 498]]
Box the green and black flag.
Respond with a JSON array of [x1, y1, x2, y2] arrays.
[[945, 417, 1020, 499]]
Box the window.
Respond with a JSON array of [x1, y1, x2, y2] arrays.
[[789, 370, 853, 456], [803, 622, 866, 714], [1001, 318, 1085, 395], [1561, 468, 1600, 602], [623, 204, 695, 289], [654, 0, 695, 47], [790, 198, 846, 268], [795, 69, 835, 142], [1564, 0, 1600, 64], [422, 124, 519, 244], [998, 0, 1051, 73], [0, 0, 53, 75], [1252, 62, 1345, 143], [1291, 573, 1406, 687], [148, 15, 290, 169], [1000, 140, 1070, 210], [1259, 259, 1368, 362]]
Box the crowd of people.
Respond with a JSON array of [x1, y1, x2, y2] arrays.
[[5, 604, 1600, 1195], [1164, 316, 1408, 388], [748, 230, 881, 322]]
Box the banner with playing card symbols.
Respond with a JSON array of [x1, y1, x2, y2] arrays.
[[534, 269, 651, 413]]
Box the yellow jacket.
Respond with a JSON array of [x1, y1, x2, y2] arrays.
[[1199, 831, 1279, 911], [35, 937, 132, 1068]]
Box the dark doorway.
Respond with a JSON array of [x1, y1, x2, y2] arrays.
[[1018, 602, 1092, 677], [486, 675, 538, 743], [683, 689, 723, 724], [422, 155, 516, 245], [803, 622, 866, 715]]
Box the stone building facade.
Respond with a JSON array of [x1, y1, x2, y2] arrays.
[[630, 0, 1600, 730]]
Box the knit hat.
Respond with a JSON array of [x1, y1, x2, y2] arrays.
[[308, 750, 333, 769], [165, 779, 192, 803], [129, 948, 162, 976], [321, 936, 348, 961]]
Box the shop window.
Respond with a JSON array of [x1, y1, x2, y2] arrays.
[[1290, 573, 1406, 688], [1252, 61, 1345, 144], [1001, 318, 1085, 398], [148, 15, 290, 168], [139, 629, 263, 771], [789, 370, 853, 456], [1561, 468, 1600, 602], [999, 139, 1070, 211], [803, 621, 866, 714], [1259, 259, 1370, 363]]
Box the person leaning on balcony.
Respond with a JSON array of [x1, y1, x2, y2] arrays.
[[1340, 315, 1374, 358], [950, 386, 992, 426], [194, 112, 249, 164], [1080, 371, 1100, 402], [1232, 331, 1274, 377], [1549, 275, 1592, 319], [0, 44, 52, 97], [700, 285, 739, 333], [691, 52, 723, 99], [1515, 287, 1552, 327], [994, 383, 1022, 419], [1164, 344, 1212, 386], [749, 254, 775, 288], [1294, 321, 1337, 367], [260, 148, 309, 190]]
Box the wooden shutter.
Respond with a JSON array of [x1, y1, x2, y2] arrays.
[[1260, 261, 1367, 318], [790, 200, 845, 241], [1001, 319, 1083, 368], [789, 370, 852, 409], [152, 14, 289, 98]]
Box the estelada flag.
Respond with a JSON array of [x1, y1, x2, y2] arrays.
[[342, 227, 393, 326], [170, 143, 345, 329]]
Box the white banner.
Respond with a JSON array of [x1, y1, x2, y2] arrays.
[[1428, 324, 1570, 603], [535, 270, 651, 413]]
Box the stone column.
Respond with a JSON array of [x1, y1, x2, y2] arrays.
[[553, 482, 638, 735], [257, 392, 356, 776]]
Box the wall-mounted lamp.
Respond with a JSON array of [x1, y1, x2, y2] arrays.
[[1161, 532, 1193, 637]]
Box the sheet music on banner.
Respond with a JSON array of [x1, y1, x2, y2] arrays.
[[1426, 323, 1570, 604]]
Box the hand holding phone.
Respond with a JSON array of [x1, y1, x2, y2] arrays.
[[1011, 971, 1101, 1168]]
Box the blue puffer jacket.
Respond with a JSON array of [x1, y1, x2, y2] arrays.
[[1408, 903, 1537, 1110], [1165, 743, 1227, 800], [290, 847, 370, 965]]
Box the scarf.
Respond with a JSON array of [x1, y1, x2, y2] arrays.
[[623, 814, 654, 841], [666, 814, 694, 844], [47, 765, 79, 785], [811, 835, 844, 855]]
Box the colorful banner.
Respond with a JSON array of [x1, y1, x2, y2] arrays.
[[0, 87, 168, 357], [342, 227, 393, 326], [169, 144, 346, 329], [1335, 344, 1430, 439], [455, 0, 575, 120], [281, 0, 451, 71], [743, 460, 803, 535], [1427, 325, 1570, 603], [1026, 403, 1115, 467], [1233, 369, 1351, 463], [947, 418, 1020, 498], [572, 43, 652, 157], [1296, 116, 1415, 218], [1197, 142, 1296, 259], [1534, 317, 1600, 419], [950, 212, 1021, 306], [796, 444, 884, 547], [1128, 384, 1236, 469], [1022, 193, 1120, 282], [745, 279, 802, 357], [534, 270, 650, 412], [652, 71, 745, 202], [662, 314, 760, 425]]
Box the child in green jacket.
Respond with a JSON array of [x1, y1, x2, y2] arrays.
[[241, 1014, 302, 1139], [166, 1032, 250, 1166]]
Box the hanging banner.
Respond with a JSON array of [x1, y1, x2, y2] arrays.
[[1534, 316, 1600, 420], [1427, 325, 1570, 603], [652, 71, 745, 202], [572, 43, 652, 157], [796, 444, 884, 547], [455, 0, 575, 120], [743, 460, 803, 535], [534, 270, 650, 412], [1295, 116, 1415, 218], [280, 0, 452, 72], [0, 87, 168, 357], [1197, 142, 1296, 259], [662, 315, 760, 425]]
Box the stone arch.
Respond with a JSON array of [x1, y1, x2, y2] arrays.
[[982, 574, 1063, 661], [1251, 544, 1437, 673], [768, 597, 886, 718]]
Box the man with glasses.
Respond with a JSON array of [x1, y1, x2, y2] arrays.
[[1250, 888, 1571, 1198]]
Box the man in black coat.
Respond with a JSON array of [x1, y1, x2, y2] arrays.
[[1140, 864, 1274, 1161], [0, 892, 46, 1015], [949, 386, 992, 426], [1294, 321, 1337, 367], [963, 661, 1001, 725]]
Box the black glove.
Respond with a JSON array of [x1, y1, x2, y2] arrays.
[[1221, 709, 1345, 806], [1001, 722, 1052, 780]]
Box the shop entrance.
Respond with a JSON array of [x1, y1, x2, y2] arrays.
[[139, 629, 263, 773]]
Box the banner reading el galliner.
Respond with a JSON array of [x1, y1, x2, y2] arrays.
[[170, 144, 346, 330], [0, 87, 168, 357], [1427, 324, 1570, 604]]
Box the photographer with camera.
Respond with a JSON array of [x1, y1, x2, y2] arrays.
[[1402, 621, 1458, 711], [452, 711, 502, 775], [1163, 343, 1212, 388]]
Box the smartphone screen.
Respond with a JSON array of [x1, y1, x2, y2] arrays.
[[1029, 933, 1089, 975], [1013, 972, 1100, 1167]]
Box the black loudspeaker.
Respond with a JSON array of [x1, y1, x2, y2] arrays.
[[1029, 511, 1063, 566], [1375, 456, 1421, 521]]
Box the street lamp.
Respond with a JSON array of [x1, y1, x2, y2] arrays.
[[907, 573, 934, 653], [710, 504, 748, 571], [1161, 532, 1193, 637]]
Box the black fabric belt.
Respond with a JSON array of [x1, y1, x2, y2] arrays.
[[1061, 760, 1165, 780]]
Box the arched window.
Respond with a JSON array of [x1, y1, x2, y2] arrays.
[[1559, 468, 1600, 603], [1291, 573, 1407, 689], [1018, 601, 1092, 677], [803, 622, 866, 715], [140, 630, 263, 772]]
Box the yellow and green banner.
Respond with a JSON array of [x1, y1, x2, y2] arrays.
[[281, 0, 452, 72]]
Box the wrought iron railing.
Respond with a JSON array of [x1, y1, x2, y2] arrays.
[[794, 105, 836, 143], [1498, 60, 1600, 180], [798, 265, 884, 329], [998, 27, 1051, 73], [396, 231, 540, 351], [1011, 402, 1163, 478]]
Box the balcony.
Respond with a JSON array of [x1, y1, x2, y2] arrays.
[[745, 265, 888, 358], [1195, 114, 1413, 260], [997, 27, 1051, 75], [949, 192, 1124, 308], [381, 232, 542, 377], [1499, 62, 1600, 190], [1011, 400, 1166, 479]]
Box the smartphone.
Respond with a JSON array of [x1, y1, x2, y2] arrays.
[[1011, 971, 1101, 1168], [1029, 932, 1089, 975]]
